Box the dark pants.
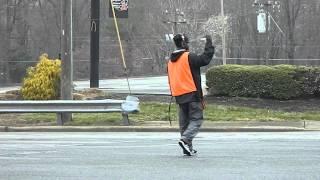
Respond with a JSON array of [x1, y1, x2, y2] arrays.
[[179, 101, 204, 145]]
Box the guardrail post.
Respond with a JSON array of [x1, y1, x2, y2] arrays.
[[57, 113, 64, 126], [122, 113, 130, 126]]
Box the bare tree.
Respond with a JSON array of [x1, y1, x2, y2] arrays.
[[0, 0, 7, 83], [282, 0, 302, 63], [1, 0, 320, 84]]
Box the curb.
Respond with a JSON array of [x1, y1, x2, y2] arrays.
[[4, 126, 179, 132], [201, 127, 306, 132], [1, 126, 309, 132], [0, 126, 7, 132]]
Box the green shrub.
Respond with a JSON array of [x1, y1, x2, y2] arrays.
[[21, 54, 61, 100], [294, 66, 320, 97], [206, 65, 313, 100]]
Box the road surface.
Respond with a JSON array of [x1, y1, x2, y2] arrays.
[[0, 75, 207, 95], [0, 132, 319, 179]]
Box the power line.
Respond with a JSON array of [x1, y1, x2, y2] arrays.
[[216, 57, 320, 61]]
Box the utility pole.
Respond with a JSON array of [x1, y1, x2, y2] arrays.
[[59, 0, 73, 125], [253, 0, 274, 65], [90, 0, 100, 88], [5, 0, 14, 84], [163, 8, 186, 55], [173, 9, 179, 34], [163, 9, 187, 34], [265, 4, 270, 65], [221, 0, 227, 65]]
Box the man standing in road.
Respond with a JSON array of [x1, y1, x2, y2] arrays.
[[167, 34, 215, 156]]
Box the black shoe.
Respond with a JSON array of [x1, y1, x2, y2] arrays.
[[190, 149, 197, 155], [179, 140, 191, 156], [182, 149, 197, 155], [182, 148, 189, 155], [188, 144, 197, 155]]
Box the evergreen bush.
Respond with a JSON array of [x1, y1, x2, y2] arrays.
[[21, 54, 61, 100], [206, 65, 320, 100]]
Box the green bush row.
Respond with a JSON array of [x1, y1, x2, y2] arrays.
[[206, 65, 320, 100]]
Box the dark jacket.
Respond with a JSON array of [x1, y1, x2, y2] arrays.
[[169, 40, 215, 104]]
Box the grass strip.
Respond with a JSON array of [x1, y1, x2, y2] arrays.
[[15, 102, 320, 125]]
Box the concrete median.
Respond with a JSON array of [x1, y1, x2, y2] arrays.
[[2, 125, 307, 132], [0, 126, 7, 132], [1, 120, 318, 132], [5, 126, 179, 132]]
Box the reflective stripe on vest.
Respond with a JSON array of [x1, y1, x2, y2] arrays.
[[167, 52, 197, 97]]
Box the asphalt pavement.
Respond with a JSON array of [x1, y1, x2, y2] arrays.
[[0, 75, 206, 95], [74, 75, 207, 95], [0, 132, 319, 180]]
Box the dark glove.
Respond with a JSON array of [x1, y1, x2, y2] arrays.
[[205, 35, 213, 49], [205, 35, 212, 43]]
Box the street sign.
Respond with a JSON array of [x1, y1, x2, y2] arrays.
[[109, 0, 128, 18]]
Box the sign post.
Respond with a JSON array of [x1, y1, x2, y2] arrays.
[[90, 0, 100, 88]]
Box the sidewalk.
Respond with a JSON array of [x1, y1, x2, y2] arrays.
[[1, 120, 319, 132]]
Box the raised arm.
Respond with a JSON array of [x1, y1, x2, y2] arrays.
[[189, 35, 215, 67]]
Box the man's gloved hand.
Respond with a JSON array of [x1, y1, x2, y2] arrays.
[[205, 35, 215, 53], [205, 35, 212, 43]]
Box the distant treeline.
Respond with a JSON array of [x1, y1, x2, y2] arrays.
[[0, 0, 319, 84]]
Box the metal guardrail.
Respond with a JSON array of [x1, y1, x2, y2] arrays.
[[0, 99, 139, 126]]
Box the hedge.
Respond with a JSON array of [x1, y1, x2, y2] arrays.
[[206, 65, 320, 100]]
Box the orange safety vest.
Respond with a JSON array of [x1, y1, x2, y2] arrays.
[[167, 52, 197, 97]]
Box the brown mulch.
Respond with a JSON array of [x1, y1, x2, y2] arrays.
[[205, 96, 320, 112]]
